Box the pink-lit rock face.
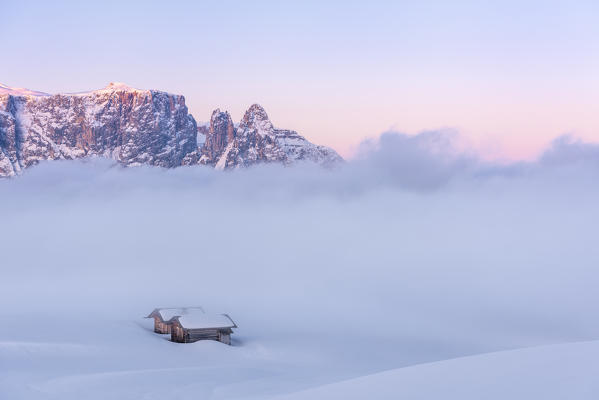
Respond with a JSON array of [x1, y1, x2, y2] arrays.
[[0, 83, 199, 176], [200, 109, 236, 164], [199, 103, 343, 170], [0, 84, 342, 176]]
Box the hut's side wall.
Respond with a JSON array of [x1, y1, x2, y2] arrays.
[[153, 317, 162, 333], [154, 318, 173, 334], [171, 324, 186, 343], [218, 331, 231, 345], [184, 328, 233, 344], [170, 324, 234, 344], [187, 329, 219, 342]]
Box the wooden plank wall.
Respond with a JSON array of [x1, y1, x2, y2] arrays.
[[170, 327, 232, 345]]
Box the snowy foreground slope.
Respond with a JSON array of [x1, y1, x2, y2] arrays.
[[277, 341, 599, 400], [2, 318, 598, 400]]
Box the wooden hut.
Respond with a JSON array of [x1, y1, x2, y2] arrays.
[[146, 307, 205, 334], [170, 313, 237, 345]]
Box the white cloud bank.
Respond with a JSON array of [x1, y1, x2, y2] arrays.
[[1, 131, 599, 399]]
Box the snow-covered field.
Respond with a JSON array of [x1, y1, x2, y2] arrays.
[[2, 134, 599, 399], [278, 340, 599, 400]]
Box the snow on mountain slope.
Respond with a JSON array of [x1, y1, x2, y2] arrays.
[[276, 341, 599, 400], [275, 128, 343, 166], [64, 81, 146, 96], [199, 104, 342, 169], [0, 83, 50, 97], [0, 83, 199, 176]]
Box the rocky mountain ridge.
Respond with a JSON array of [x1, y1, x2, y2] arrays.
[[0, 82, 342, 177]]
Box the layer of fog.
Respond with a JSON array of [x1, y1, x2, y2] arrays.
[[1, 131, 599, 386]]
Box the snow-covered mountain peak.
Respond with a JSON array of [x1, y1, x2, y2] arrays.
[[209, 109, 234, 133], [0, 83, 50, 97], [210, 109, 234, 127], [95, 82, 147, 94], [245, 103, 269, 118], [242, 104, 270, 123], [62, 82, 150, 97], [0, 82, 149, 98], [210, 108, 228, 118], [104, 82, 139, 91], [240, 103, 274, 137]]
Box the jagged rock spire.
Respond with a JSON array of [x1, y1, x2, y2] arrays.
[[197, 103, 342, 169], [239, 104, 274, 137], [200, 109, 236, 162], [242, 104, 269, 123]]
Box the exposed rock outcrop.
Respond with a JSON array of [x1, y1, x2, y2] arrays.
[[200, 104, 342, 170], [0, 83, 342, 177], [0, 82, 198, 176], [199, 109, 236, 165]]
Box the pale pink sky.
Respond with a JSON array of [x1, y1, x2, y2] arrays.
[[3, 1, 598, 161]]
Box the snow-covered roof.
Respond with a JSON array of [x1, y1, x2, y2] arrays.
[[175, 313, 237, 330], [148, 307, 205, 321]]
